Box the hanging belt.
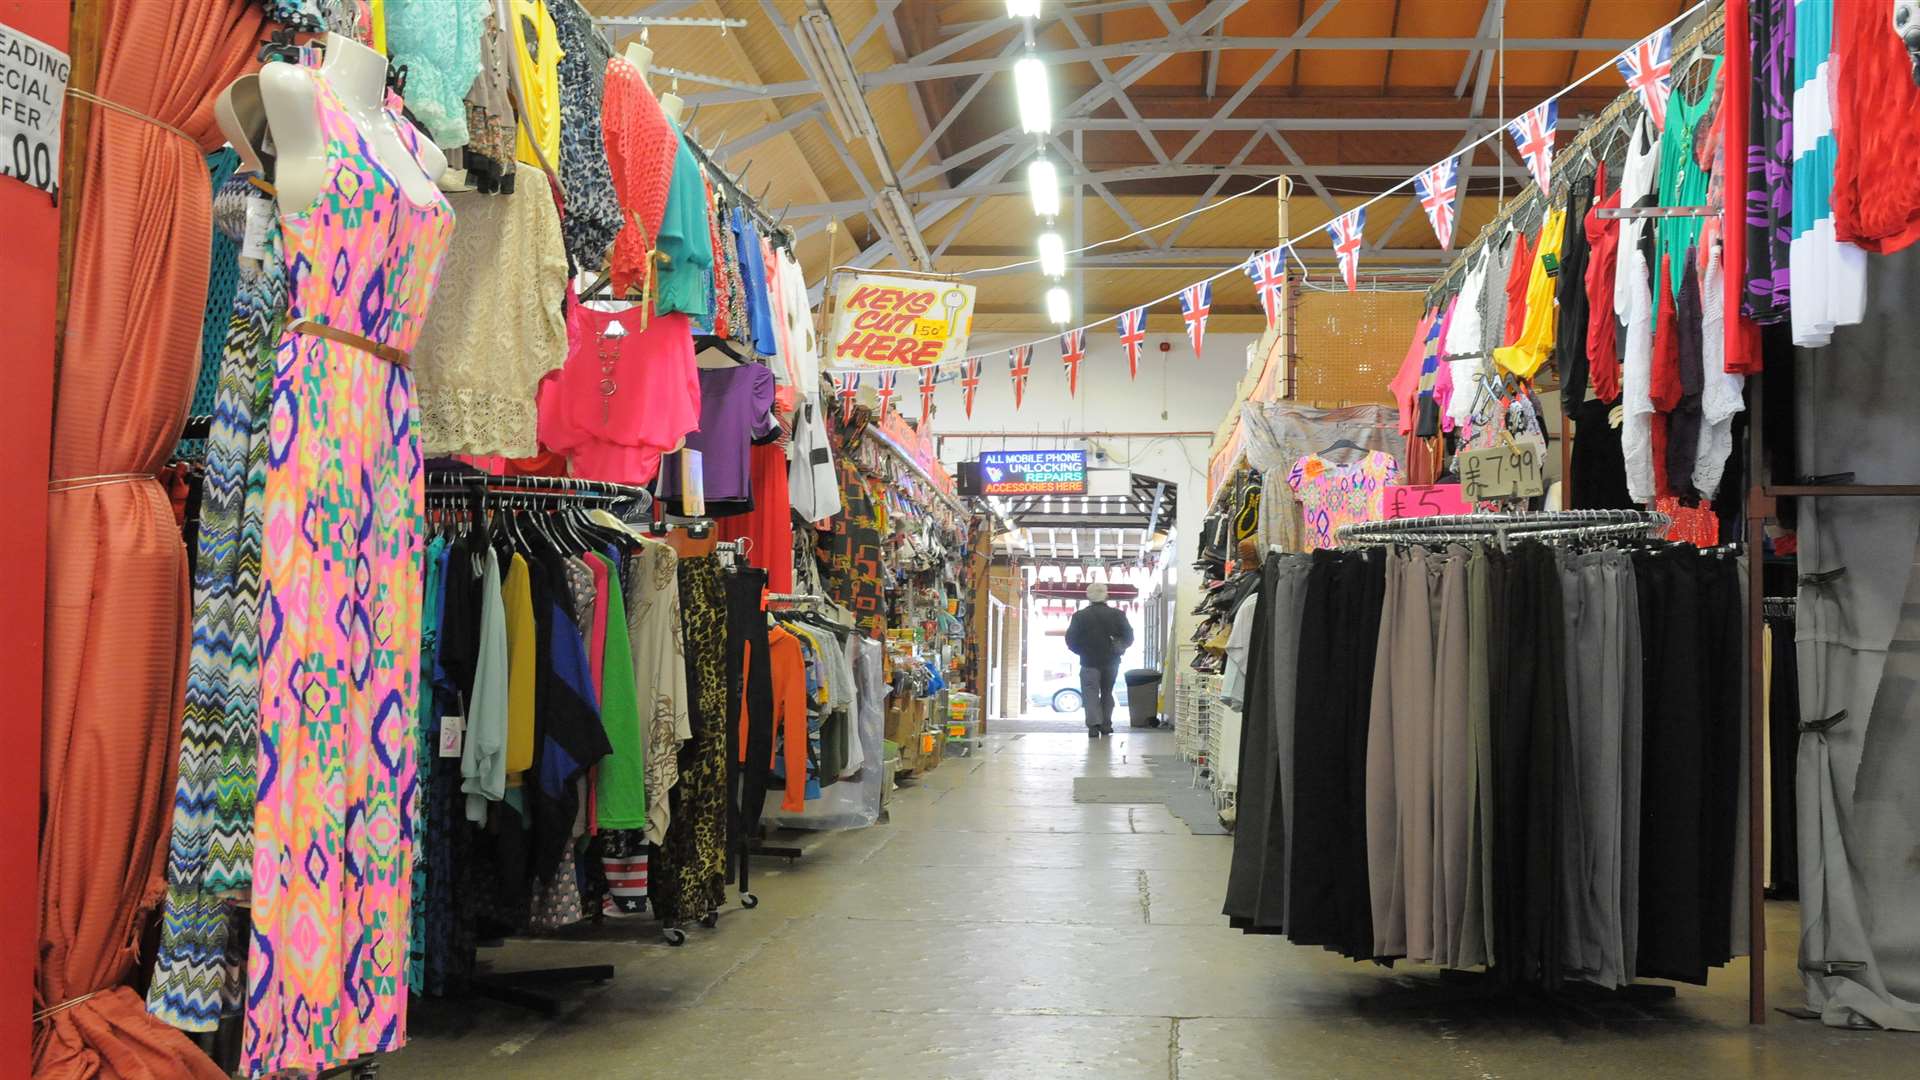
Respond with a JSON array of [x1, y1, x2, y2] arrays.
[[289, 319, 411, 368]]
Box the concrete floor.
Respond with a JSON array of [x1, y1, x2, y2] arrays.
[[388, 728, 1908, 1078]]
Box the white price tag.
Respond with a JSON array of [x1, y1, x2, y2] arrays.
[[240, 194, 273, 261], [1459, 444, 1545, 502], [439, 715, 465, 758], [0, 23, 69, 195]]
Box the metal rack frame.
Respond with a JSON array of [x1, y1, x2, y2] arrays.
[[1336, 509, 1672, 551]]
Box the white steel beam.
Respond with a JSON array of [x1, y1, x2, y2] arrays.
[[715, 103, 826, 160], [861, 33, 1635, 88], [899, 36, 1028, 175], [1059, 10, 1169, 165], [1267, 130, 1345, 217], [1048, 135, 1156, 249], [1161, 129, 1268, 246], [848, 0, 899, 54], [825, 0, 1261, 280], [1170, 0, 1342, 165], [685, 16, 1626, 104]]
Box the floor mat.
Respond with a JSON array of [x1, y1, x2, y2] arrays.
[[1071, 758, 1229, 836]]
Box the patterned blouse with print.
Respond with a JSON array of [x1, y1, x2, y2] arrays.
[[1286, 451, 1400, 551]]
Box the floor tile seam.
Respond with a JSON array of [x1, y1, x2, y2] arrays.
[[678, 1002, 1254, 1021], [834, 913, 1151, 927], [681, 915, 798, 1008], [865, 860, 1229, 870]]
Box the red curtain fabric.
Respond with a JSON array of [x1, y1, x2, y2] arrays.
[[35, 2, 263, 1077]]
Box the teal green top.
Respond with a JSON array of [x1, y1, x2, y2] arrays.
[[656, 122, 715, 319], [591, 553, 648, 829], [1655, 56, 1722, 305]]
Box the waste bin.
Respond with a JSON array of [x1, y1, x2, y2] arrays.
[[1124, 669, 1162, 727]]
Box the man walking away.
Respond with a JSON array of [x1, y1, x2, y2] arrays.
[[1065, 582, 1134, 737]]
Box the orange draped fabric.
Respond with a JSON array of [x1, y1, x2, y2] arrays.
[[35, 2, 264, 1077]]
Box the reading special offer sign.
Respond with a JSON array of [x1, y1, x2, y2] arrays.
[[828, 273, 976, 368]]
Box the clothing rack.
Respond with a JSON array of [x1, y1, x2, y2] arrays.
[[423, 469, 657, 513], [740, 590, 839, 869], [576, 125, 791, 302], [680, 129, 791, 249], [765, 591, 850, 624], [1335, 509, 1671, 552], [1425, 8, 1727, 305]]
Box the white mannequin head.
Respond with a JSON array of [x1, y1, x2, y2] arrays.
[[1086, 582, 1108, 603]]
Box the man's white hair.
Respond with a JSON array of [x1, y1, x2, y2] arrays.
[[1086, 581, 1109, 602]]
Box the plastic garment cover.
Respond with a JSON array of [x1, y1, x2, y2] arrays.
[[1793, 244, 1920, 1031], [766, 637, 887, 831]]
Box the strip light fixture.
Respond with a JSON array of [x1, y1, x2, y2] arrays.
[[1045, 286, 1071, 324], [1013, 55, 1052, 134], [1037, 230, 1066, 276], [1027, 157, 1059, 216]]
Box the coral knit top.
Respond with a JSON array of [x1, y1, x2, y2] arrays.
[[602, 56, 681, 298]]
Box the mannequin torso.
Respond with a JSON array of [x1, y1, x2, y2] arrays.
[[216, 73, 273, 179], [256, 32, 446, 212], [623, 40, 652, 83]]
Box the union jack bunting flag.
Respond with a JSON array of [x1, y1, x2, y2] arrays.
[[962, 355, 982, 417], [919, 366, 938, 425], [1616, 28, 1674, 132], [1116, 305, 1148, 379], [1506, 100, 1558, 193], [1413, 154, 1461, 250], [874, 369, 898, 416], [836, 371, 861, 422], [1059, 328, 1086, 396], [1179, 282, 1211, 358], [1008, 345, 1032, 409], [1324, 207, 1367, 293], [1242, 247, 1287, 329]]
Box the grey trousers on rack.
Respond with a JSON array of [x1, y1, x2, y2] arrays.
[[1795, 244, 1920, 1031], [1555, 550, 1643, 989], [1365, 547, 1471, 965]]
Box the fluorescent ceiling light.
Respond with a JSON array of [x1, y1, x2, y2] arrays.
[[795, 11, 873, 142], [872, 186, 932, 270], [1027, 158, 1059, 216], [1013, 55, 1051, 134], [1037, 230, 1066, 276], [1006, 0, 1042, 17], [1045, 286, 1071, 324]]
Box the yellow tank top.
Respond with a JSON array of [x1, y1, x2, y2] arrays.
[[509, 0, 563, 169]]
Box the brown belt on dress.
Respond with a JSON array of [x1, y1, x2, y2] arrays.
[[290, 319, 411, 367]]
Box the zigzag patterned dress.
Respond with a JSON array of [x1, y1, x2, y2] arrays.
[[147, 177, 290, 1032], [244, 69, 452, 1076]]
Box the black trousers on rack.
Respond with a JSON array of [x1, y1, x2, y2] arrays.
[[1489, 544, 1569, 989], [1224, 560, 1278, 928], [1286, 549, 1385, 960], [1626, 550, 1746, 985], [725, 568, 776, 845], [1632, 551, 1702, 982], [1767, 612, 1800, 897]]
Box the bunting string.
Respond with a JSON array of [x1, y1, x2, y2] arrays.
[[816, 0, 1714, 386]]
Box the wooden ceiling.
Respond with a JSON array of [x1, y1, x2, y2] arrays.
[[590, 0, 1695, 332]]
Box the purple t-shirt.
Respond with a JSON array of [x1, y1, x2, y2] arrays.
[[657, 363, 776, 509]]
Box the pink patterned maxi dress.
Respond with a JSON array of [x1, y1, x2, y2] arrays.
[[246, 66, 452, 1077]]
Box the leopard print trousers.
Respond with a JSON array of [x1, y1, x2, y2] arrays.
[[652, 554, 731, 924]]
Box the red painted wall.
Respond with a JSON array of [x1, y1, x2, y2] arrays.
[[1, 1, 63, 1073]]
